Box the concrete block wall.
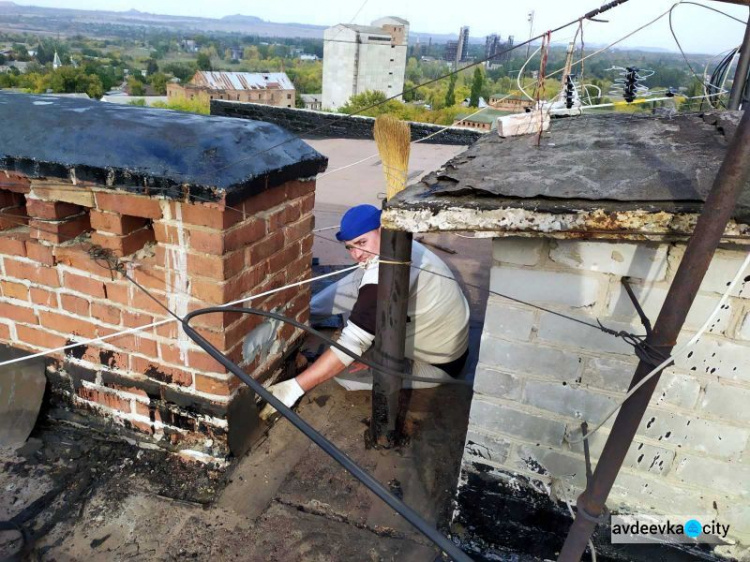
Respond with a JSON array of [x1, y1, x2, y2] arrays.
[[457, 236, 750, 557], [0, 172, 315, 459]]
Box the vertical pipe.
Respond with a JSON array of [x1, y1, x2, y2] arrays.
[[559, 108, 750, 561], [728, 18, 750, 110], [370, 227, 412, 447]]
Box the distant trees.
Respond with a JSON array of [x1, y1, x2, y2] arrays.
[[444, 73, 457, 107], [469, 67, 483, 107], [196, 52, 212, 71]]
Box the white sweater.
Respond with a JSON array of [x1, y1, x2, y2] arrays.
[[330, 241, 470, 367]]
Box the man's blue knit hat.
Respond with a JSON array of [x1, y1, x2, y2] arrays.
[[336, 204, 382, 242]]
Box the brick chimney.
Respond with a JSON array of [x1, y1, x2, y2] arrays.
[[0, 93, 327, 460]]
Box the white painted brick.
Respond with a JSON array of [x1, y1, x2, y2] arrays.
[[673, 454, 750, 496], [468, 399, 566, 446], [478, 336, 583, 381], [512, 444, 588, 488], [473, 364, 523, 400], [482, 301, 536, 341], [697, 248, 750, 298], [700, 382, 750, 423], [607, 284, 733, 334], [566, 432, 674, 477], [581, 356, 637, 393], [537, 312, 635, 356], [523, 381, 619, 421], [639, 408, 749, 460], [611, 472, 715, 515], [549, 240, 668, 281], [463, 429, 512, 465], [673, 337, 750, 384], [651, 372, 701, 410], [737, 311, 750, 341], [490, 266, 601, 309], [492, 237, 546, 266]]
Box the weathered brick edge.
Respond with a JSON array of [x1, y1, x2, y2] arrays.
[[0, 172, 316, 459], [210, 100, 484, 145]]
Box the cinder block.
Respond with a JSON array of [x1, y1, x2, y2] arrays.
[[473, 364, 524, 400], [699, 382, 750, 423], [492, 237, 546, 267], [478, 336, 583, 381], [549, 240, 668, 281], [511, 444, 587, 487], [581, 356, 637, 393], [463, 429, 512, 465], [639, 408, 749, 460], [672, 337, 750, 384], [689, 247, 750, 298], [610, 472, 714, 515], [482, 301, 536, 341], [673, 454, 750, 495], [567, 431, 675, 477], [523, 380, 618, 421], [537, 312, 635, 355], [651, 371, 701, 410], [490, 266, 601, 309], [736, 312, 750, 341], [468, 399, 566, 446], [608, 284, 732, 334]]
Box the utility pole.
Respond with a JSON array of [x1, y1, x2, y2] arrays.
[[728, 17, 750, 109], [521, 10, 535, 83], [369, 227, 412, 447], [558, 107, 750, 560]]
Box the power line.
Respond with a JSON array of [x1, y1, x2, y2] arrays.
[[197, 0, 635, 182]]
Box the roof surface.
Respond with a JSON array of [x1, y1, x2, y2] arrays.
[[0, 92, 327, 205], [192, 71, 294, 91], [385, 111, 750, 234], [456, 109, 512, 124], [339, 24, 391, 36]]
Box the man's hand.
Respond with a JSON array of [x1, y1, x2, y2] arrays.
[[259, 378, 306, 421]]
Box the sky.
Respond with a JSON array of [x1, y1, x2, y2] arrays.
[[10, 0, 750, 54]]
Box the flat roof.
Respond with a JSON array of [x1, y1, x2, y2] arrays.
[[0, 92, 326, 206], [384, 111, 750, 239]]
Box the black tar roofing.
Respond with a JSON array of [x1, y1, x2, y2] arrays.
[[0, 92, 327, 206], [388, 111, 750, 224]]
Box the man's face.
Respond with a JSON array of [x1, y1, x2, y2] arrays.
[[344, 228, 381, 264]]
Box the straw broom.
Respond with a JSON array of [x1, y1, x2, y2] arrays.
[[373, 115, 411, 200]]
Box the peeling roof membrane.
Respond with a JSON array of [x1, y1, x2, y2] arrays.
[[194, 71, 295, 91], [386, 111, 750, 230], [0, 92, 327, 206]]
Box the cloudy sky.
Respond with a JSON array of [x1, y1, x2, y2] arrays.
[[11, 0, 749, 54]]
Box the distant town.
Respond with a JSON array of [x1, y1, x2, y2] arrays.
[[0, 3, 722, 127]]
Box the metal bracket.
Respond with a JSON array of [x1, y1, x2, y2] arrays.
[[621, 277, 652, 337], [581, 422, 593, 488]]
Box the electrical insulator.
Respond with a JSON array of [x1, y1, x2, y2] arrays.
[[623, 67, 638, 103], [565, 75, 575, 109]]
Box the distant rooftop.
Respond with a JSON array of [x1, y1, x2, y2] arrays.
[[337, 24, 391, 36], [455, 108, 512, 124], [384, 111, 750, 238], [190, 71, 294, 91], [0, 92, 326, 205]]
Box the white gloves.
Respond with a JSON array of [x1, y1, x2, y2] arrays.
[[259, 378, 305, 421]]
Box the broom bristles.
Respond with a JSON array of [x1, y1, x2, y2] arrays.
[[374, 115, 411, 200]]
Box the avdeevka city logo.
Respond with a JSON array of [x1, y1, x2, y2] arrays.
[[684, 519, 702, 539], [611, 515, 731, 545]]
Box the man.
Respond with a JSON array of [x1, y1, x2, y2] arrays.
[[260, 204, 470, 420]]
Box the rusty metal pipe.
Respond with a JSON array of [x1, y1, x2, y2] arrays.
[[559, 108, 750, 561], [370, 228, 412, 447], [729, 19, 750, 110]]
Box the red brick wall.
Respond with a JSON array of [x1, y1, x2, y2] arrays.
[[0, 173, 315, 457]]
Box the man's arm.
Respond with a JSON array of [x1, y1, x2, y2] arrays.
[[295, 348, 347, 391]]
